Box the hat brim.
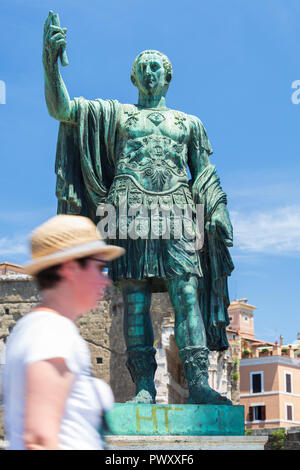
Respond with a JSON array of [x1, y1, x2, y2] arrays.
[[23, 240, 125, 276]]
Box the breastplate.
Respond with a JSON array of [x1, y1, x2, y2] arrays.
[[116, 134, 188, 192]]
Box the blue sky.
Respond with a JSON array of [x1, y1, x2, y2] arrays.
[[1, 0, 300, 344]]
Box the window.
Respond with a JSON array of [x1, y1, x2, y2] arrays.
[[251, 372, 263, 393], [96, 357, 103, 364], [244, 316, 248, 321], [285, 372, 292, 393], [286, 404, 293, 421], [249, 405, 266, 421]]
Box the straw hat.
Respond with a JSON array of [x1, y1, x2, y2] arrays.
[[23, 214, 125, 276]]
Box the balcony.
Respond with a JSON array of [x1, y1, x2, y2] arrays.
[[242, 345, 299, 359]]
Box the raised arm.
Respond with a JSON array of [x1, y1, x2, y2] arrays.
[[42, 12, 74, 122]]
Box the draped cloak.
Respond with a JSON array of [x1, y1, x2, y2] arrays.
[[55, 97, 234, 351]]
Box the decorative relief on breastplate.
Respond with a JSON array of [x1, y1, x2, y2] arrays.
[[174, 113, 187, 144], [117, 135, 187, 190], [147, 111, 166, 126], [124, 109, 140, 129], [174, 113, 187, 129]]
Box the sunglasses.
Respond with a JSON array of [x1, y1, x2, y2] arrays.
[[88, 257, 109, 273]]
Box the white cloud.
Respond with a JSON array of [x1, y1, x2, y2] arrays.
[[0, 207, 56, 264], [225, 170, 300, 212], [0, 207, 56, 225], [0, 234, 29, 260], [230, 205, 300, 254]]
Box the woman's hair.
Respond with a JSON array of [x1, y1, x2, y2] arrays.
[[35, 257, 90, 290]]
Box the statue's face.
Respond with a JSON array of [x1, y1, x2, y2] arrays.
[[134, 53, 168, 96]]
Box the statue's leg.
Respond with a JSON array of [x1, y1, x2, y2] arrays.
[[120, 279, 157, 404], [166, 274, 232, 405]]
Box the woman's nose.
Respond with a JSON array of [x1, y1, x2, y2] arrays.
[[101, 272, 112, 287]]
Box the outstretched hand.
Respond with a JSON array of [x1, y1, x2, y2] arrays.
[[205, 203, 233, 246]]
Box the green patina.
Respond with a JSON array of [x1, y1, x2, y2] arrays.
[[43, 11, 234, 406], [104, 404, 245, 436]]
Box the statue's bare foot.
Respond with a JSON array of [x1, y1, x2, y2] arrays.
[[126, 390, 156, 404]]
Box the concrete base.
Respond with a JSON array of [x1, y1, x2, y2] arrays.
[[106, 435, 268, 450]]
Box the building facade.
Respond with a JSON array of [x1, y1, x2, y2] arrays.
[[226, 297, 300, 429], [241, 353, 300, 429]]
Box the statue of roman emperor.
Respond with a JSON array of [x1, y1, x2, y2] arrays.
[[43, 11, 234, 405]]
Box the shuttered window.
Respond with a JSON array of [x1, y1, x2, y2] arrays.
[[249, 405, 266, 421], [285, 373, 292, 393], [287, 405, 293, 421], [251, 373, 262, 393]]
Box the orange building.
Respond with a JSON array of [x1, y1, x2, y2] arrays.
[[227, 298, 256, 342], [227, 298, 300, 429], [240, 353, 300, 429], [227, 298, 275, 354]]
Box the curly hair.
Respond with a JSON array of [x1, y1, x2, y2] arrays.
[[131, 50, 173, 86]]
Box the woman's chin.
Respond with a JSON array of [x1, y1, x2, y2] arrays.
[[96, 291, 105, 303]]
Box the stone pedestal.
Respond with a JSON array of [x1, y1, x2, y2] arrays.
[[106, 435, 268, 450], [106, 403, 245, 436], [105, 403, 262, 450]]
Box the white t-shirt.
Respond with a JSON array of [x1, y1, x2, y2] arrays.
[[2, 310, 114, 450]]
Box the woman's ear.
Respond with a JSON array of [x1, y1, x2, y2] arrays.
[[59, 260, 79, 281]]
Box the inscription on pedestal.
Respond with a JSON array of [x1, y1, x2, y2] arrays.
[[106, 403, 245, 436], [136, 406, 184, 433]]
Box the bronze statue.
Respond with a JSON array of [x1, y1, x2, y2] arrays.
[[43, 11, 234, 405]]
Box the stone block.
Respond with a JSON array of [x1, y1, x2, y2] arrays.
[[106, 403, 245, 436], [105, 435, 268, 450]]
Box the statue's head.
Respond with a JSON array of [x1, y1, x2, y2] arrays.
[[131, 50, 173, 96]]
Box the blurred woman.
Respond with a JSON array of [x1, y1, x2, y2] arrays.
[[3, 215, 124, 450]]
